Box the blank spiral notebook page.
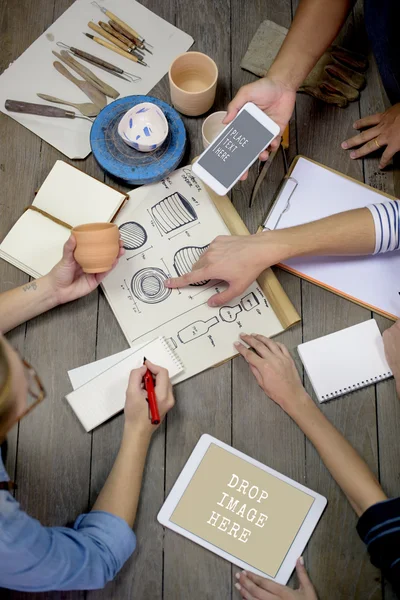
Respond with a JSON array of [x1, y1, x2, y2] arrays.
[[66, 337, 184, 431], [297, 320, 392, 403]]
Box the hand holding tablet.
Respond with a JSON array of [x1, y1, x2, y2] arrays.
[[158, 435, 327, 584]]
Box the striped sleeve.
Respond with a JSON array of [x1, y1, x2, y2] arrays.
[[357, 497, 400, 596], [367, 201, 400, 254]]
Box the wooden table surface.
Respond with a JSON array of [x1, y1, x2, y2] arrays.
[[1, 1, 399, 599]]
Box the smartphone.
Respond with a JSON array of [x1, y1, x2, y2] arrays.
[[192, 102, 280, 195]]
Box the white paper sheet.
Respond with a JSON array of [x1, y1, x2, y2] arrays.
[[66, 336, 184, 431], [68, 346, 140, 389], [263, 157, 400, 319], [102, 167, 283, 383], [0, 0, 194, 159]]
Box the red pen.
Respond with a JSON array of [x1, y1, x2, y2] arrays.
[[143, 358, 160, 425]]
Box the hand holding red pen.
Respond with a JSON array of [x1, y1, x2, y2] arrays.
[[124, 360, 175, 435]]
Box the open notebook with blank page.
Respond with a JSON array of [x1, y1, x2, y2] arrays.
[[262, 156, 400, 320], [297, 320, 392, 403], [66, 336, 184, 432]]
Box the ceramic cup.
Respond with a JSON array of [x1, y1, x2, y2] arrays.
[[202, 110, 227, 149], [117, 102, 169, 152], [72, 223, 119, 273], [169, 52, 218, 117]]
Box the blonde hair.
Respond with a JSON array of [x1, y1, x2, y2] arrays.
[[0, 341, 12, 433]]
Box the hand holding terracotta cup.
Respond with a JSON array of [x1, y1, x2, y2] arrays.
[[202, 110, 227, 149], [169, 51, 218, 117], [72, 223, 120, 273]]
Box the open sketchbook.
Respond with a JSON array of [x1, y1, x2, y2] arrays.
[[102, 167, 284, 383], [0, 0, 194, 159], [66, 337, 183, 431], [262, 156, 400, 320], [0, 160, 127, 278]]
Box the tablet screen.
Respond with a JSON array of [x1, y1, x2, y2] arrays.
[[170, 443, 315, 577]]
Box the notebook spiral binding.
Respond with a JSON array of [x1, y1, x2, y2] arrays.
[[320, 370, 393, 401], [161, 337, 185, 372]]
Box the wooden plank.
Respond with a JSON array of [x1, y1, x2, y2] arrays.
[[294, 4, 381, 597], [230, 0, 304, 593], [162, 1, 232, 599], [88, 2, 176, 599], [352, 3, 400, 598]]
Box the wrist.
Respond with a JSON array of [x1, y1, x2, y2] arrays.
[[123, 421, 154, 443], [284, 390, 316, 421], [36, 275, 60, 310], [257, 229, 300, 267], [268, 65, 300, 93]]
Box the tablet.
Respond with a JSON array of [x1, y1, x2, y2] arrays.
[[158, 435, 327, 584]]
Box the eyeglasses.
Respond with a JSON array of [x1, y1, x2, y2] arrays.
[[18, 359, 46, 421]]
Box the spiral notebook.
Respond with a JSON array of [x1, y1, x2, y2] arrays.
[[66, 337, 184, 432], [297, 320, 392, 403]]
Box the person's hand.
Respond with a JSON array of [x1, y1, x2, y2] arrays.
[[342, 103, 400, 169], [235, 559, 318, 600], [165, 232, 282, 306], [124, 360, 175, 435], [224, 76, 296, 179], [383, 320, 400, 397], [234, 333, 309, 413], [46, 234, 124, 305]]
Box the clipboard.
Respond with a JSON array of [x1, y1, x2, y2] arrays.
[[260, 155, 400, 321]]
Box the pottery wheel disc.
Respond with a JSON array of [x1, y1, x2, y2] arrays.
[[131, 267, 172, 304], [91, 95, 186, 185]]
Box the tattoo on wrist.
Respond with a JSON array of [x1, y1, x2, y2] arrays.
[[22, 282, 38, 293]]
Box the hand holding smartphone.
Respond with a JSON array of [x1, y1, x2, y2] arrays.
[[192, 102, 280, 195]]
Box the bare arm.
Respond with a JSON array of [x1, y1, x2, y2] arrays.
[[235, 334, 387, 517], [93, 362, 174, 527], [0, 277, 57, 333], [269, 0, 353, 90]]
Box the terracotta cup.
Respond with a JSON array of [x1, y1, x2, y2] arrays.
[[72, 223, 119, 273], [202, 110, 228, 149], [169, 52, 218, 117]]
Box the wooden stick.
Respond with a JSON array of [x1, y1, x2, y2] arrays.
[[102, 8, 144, 43], [108, 19, 145, 49], [86, 34, 142, 64], [88, 21, 132, 53], [99, 21, 135, 49]]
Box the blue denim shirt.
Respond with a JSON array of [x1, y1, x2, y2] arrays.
[[0, 449, 136, 592]]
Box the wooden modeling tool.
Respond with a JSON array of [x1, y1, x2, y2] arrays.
[[108, 19, 151, 55], [56, 43, 141, 82], [91, 1, 154, 51], [87, 22, 148, 66], [84, 33, 146, 67], [99, 21, 145, 59], [5, 100, 93, 122], [37, 94, 99, 117], [53, 61, 107, 109], [53, 50, 120, 98]]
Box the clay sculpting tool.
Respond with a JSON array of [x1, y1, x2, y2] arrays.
[[53, 60, 107, 109], [84, 33, 146, 68], [87, 22, 148, 66], [99, 21, 145, 60], [56, 43, 141, 82], [91, 1, 154, 51], [108, 20, 149, 56], [37, 93, 99, 117], [53, 50, 120, 98], [5, 100, 93, 122]]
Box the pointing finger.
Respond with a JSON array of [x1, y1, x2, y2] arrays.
[[165, 268, 210, 288]]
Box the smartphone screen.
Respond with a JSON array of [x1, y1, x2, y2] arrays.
[[197, 109, 276, 188]]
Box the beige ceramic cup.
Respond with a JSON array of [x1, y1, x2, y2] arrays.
[[72, 223, 119, 273], [202, 110, 228, 149], [169, 52, 218, 117]]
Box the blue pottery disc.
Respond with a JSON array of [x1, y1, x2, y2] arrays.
[[90, 95, 186, 185]]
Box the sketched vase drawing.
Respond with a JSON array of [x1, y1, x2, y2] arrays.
[[173, 245, 210, 285], [219, 304, 242, 322], [177, 316, 219, 344], [240, 292, 260, 311], [151, 192, 198, 233], [118, 222, 148, 250], [131, 267, 171, 304]]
